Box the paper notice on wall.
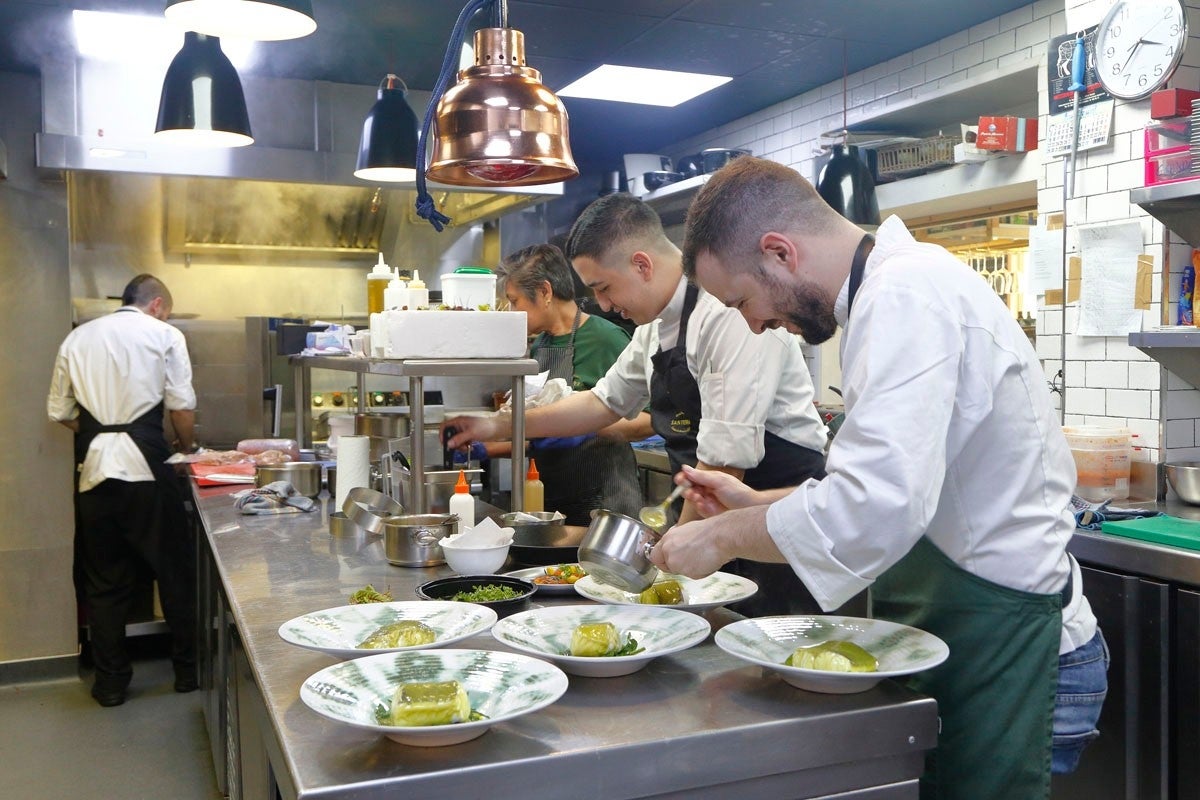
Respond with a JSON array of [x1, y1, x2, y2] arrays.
[[1029, 224, 1064, 292], [1076, 221, 1144, 336]]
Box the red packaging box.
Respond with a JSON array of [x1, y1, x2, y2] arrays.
[[1150, 89, 1200, 120], [976, 116, 1038, 152]]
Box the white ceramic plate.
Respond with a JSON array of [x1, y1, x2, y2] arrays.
[[278, 601, 497, 659], [715, 615, 950, 694], [300, 648, 569, 746], [502, 564, 587, 595], [491, 604, 711, 677], [573, 571, 758, 613]]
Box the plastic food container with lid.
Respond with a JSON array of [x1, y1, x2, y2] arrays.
[[440, 267, 497, 310], [1063, 426, 1131, 502]]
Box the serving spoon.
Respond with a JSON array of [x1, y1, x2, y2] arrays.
[[638, 482, 688, 530]]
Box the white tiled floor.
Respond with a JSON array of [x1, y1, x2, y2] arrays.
[[0, 642, 220, 800]]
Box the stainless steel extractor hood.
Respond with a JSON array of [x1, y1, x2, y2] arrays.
[[34, 61, 561, 255]]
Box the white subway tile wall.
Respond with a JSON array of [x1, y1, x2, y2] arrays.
[[665, 0, 1200, 465]]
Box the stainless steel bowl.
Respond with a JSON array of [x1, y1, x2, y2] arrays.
[[383, 513, 457, 567], [254, 462, 321, 498], [1167, 462, 1200, 505], [577, 508, 662, 593]]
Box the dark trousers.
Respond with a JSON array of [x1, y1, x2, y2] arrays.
[[74, 479, 197, 689]]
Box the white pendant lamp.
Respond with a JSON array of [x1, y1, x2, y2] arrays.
[[164, 0, 317, 42]]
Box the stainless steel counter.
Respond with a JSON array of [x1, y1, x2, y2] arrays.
[[1068, 499, 1200, 588], [194, 483, 938, 800]]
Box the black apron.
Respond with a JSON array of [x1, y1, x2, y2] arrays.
[[845, 233, 1060, 798], [529, 306, 642, 526], [648, 283, 827, 616], [74, 394, 195, 675]]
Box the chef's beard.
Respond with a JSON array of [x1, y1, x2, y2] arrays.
[[760, 269, 837, 345]]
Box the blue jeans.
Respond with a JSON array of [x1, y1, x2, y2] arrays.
[[1052, 628, 1109, 774]]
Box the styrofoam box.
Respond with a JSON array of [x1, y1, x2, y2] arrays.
[[383, 309, 528, 359], [440, 273, 497, 310]]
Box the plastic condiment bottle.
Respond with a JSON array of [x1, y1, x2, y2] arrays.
[[449, 469, 475, 528], [384, 274, 409, 310], [367, 253, 392, 315], [524, 458, 544, 512], [408, 269, 429, 309]]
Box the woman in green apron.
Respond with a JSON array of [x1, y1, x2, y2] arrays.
[[495, 244, 644, 525]]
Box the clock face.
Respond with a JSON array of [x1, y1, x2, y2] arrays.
[[1095, 0, 1188, 100]]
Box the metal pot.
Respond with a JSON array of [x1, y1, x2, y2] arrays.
[[383, 513, 457, 567], [254, 462, 321, 498], [577, 509, 662, 593], [500, 512, 585, 566], [700, 147, 751, 174], [355, 412, 410, 463]]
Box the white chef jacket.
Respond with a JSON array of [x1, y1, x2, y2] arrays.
[[766, 217, 1096, 653], [592, 276, 828, 469], [47, 306, 196, 493]]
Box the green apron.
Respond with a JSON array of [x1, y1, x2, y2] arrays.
[[871, 536, 1060, 800]]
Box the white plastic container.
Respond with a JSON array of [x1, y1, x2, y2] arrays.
[[1063, 426, 1131, 502], [440, 271, 497, 310]]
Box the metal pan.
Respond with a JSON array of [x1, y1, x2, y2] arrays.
[[507, 523, 588, 566]]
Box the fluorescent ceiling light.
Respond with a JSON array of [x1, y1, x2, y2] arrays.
[[557, 65, 731, 107], [72, 10, 255, 69]]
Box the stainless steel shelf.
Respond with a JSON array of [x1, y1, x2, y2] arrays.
[[1131, 180, 1200, 249], [1128, 330, 1200, 388], [290, 356, 538, 511], [641, 173, 711, 225]]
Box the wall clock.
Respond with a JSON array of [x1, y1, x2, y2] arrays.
[[1094, 0, 1188, 100]]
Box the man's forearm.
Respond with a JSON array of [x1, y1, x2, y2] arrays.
[[169, 409, 196, 451], [524, 390, 621, 438], [596, 411, 654, 442]]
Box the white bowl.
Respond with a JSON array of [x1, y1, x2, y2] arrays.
[[439, 539, 511, 575], [715, 615, 949, 694], [573, 571, 757, 613], [277, 601, 497, 659], [299, 648, 568, 746], [491, 604, 711, 677]]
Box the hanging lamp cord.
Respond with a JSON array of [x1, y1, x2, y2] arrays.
[[415, 0, 500, 231]]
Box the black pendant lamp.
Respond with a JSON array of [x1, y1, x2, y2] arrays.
[[164, 0, 316, 42], [155, 32, 253, 147], [817, 144, 880, 226], [354, 75, 420, 182], [815, 41, 880, 227]]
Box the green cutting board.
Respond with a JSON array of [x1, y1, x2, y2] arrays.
[[1100, 516, 1200, 551]]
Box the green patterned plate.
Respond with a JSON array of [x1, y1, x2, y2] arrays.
[[300, 648, 569, 746], [715, 615, 949, 694], [278, 601, 497, 659], [573, 571, 757, 613], [491, 604, 711, 677]]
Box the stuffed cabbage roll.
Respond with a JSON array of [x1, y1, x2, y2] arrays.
[[570, 622, 622, 657], [389, 680, 472, 726], [357, 619, 437, 649], [786, 640, 878, 673]]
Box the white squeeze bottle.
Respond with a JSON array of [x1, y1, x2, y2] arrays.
[[449, 469, 475, 528], [384, 273, 409, 310], [408, 269, 429, 308], [367, 253, 391, 315]]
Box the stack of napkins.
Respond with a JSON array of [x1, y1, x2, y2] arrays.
[[507, 510, 565, 522], [441, 517, 514, 549]]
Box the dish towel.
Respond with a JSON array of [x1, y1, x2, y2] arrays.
[[1070, 495, 1161, 531], [233, 481, 317, 515]]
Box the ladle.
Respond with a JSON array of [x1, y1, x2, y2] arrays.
[[638, 482, 688, 530]]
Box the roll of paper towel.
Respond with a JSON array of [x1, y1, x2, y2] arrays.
[[334, 435, 371, 511]]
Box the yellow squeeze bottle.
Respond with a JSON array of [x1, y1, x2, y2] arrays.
[[524, 459, 544, 513], [367, 252, 392, 315]]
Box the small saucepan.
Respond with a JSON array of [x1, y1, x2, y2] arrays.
[[577, 509, 662, 593], [383, 513, 457, 567]]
